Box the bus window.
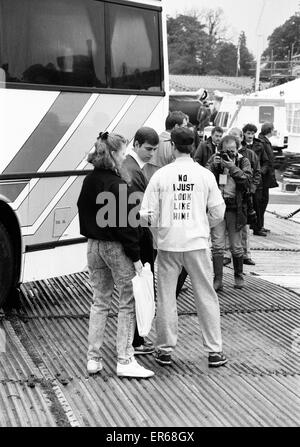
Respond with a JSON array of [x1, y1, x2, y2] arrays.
[[0, 67, 5, 84], [259, 106, 274, 123], [215, 112, 229, 128], [108, 4, 162, 91], [0, 0, 106, 88]]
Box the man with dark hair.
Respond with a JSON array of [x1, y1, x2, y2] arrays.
[[258, 123, 278, 232], [141, 127, 227, 368], [227, 127, 261, 265], [242, 123, 269, 237], [123, 127, 159, 356], [194, 126, 224, 167], [207, 135, 252, 290], [143, 111, 188, 182]]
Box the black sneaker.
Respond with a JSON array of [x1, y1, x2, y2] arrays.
[[243, 258, 255, 265], [155, 352, 172, 365], [134, 341, 155, 355], [208, 352, 228, 367]]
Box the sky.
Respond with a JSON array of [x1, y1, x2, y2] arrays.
[[165, 0, 300, 57]]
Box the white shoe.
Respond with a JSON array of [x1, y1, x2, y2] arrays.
[[87, 359, 103, 374], [117, 358, 154, 378]]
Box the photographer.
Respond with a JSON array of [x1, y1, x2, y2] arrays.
[[206, 135, 252, 290], [227, 128, 261, 266]]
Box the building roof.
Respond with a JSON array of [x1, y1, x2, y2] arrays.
[[170, 74, 254, 95]]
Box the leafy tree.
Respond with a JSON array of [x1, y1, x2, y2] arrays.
[[215, 42, 237, 76], [239, 31, 255, 76], [166, 11, 254, 76], [263, 15, 300, 60], [167, 14, 207, 74]]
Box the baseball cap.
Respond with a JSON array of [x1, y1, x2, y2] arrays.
[[171, 127, 194, 146]]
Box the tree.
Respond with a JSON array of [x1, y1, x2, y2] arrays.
[[263, 15, 300, 60], [167, 14, 207, 74], [215, 42, 237, 76], [166, 10, 254, 76], [238, 31, 255, 76]]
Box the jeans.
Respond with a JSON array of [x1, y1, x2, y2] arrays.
[[211, 210, 243, 257], [252, 189, 263, 231], [156, 249, 223, 354], [261, 185, 270, 228], [87, 239, 136, 364]]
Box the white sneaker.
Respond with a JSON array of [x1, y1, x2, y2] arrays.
[[87, 359, 103, 374], [117, 358, 154, 378]]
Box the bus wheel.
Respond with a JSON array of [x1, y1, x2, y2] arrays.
[[0, 222, 14, 308]]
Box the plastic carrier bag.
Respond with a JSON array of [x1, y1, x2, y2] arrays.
[[132, 263, 155, 337]]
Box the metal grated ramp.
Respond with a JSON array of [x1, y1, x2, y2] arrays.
[[16, 270, 300, 318], [1, 268, 299, 427]]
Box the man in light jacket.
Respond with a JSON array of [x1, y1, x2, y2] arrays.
[[143, 111, 188, 183]]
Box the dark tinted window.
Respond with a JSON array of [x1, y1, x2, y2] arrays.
[[108, 4, 161, 90], [0, 0, 106, 88], [215, 112, 229, 127], [259, 106, 274, 123], [0, 0, 163, 91]]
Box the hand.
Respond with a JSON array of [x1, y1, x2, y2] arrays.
[[220, 158, 234, 169], [134, 260, 143, 276], [140, 209, 155, 226]]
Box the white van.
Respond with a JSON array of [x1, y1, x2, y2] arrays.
[[204, 95, 289, 152]]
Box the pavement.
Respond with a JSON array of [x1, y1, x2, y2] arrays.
[[241, 184, 300, 294]]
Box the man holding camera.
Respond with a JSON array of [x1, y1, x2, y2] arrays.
[[206, 135, 252, 291], [228, 128, 261, 265]]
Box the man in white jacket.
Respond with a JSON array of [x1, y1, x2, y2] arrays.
[[141, 127, 228, 368]]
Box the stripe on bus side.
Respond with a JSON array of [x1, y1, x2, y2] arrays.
[[16, 94, 133, 227], [2, 92, 92, 202], [11, 94, 99, 211], [57, 98, 165, 241], [21, 96, 164, 244]]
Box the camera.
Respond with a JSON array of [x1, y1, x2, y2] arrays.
[[220, 152, 231, 161], [215, 152, 230, 162]]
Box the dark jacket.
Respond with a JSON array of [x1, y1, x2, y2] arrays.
[[258, 133, 277, 188], [194, 137, 218, 167], [206, 153, 252, 230], [77, 168, 140, 262], [123, 154, 155, 269], [238, 146, 261, 193], [241, 138, 269, 184], [123, 154, 147, 194]]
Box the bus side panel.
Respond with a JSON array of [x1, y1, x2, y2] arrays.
[[20, 95, 165, 282]]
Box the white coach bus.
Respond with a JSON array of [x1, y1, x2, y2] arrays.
[[0, 0, 169, 306]]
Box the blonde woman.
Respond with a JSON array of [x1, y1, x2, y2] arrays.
[[77, 132, 154, 378]]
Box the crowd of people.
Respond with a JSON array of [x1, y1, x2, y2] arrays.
[[77, 111, 277, 379]]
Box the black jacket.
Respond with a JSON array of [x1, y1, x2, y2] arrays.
[[206, 153, 252, 230], [77, 168, 140, 262], [238, 146, 261, 193], [194, 137, 218, 167], [241, 138, 269, 182], [123, 155, 148, 194], [258, 133, 277, 188]]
